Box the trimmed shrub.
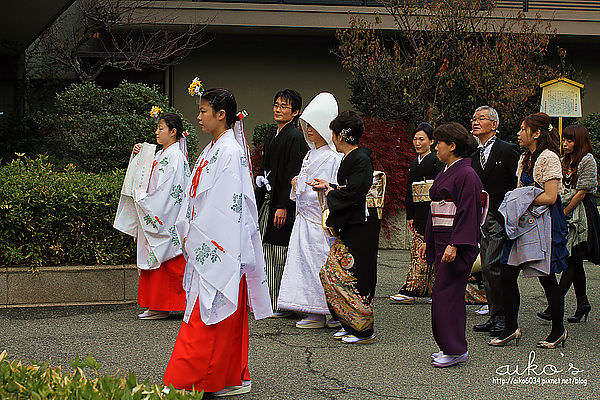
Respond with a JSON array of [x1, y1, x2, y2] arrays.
[[0, 156, 134, 269], [39, 81, 199, 172], [250, 122, 277, 177], [581, 112, 600, 162], [0, 351, 202, 399], [251, 123, 277, 148]]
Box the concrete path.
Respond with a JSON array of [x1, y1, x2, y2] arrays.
[[1, 250, 598, 399]]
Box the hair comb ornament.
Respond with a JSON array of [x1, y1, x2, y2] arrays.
[[340, 127, 355, 142], [548, 124, 554, 131]]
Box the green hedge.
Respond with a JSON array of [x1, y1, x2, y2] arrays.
[[581, 112, 600, 162], [39, 81, 199, 172], [0, 351, 202, 399], [0, 156, 134, 268]]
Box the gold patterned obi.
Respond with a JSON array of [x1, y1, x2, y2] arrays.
[[411, 180, 434, 203], [366, 171, 386, 219]]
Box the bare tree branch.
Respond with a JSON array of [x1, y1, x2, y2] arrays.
[[37, 0, 209, 83]]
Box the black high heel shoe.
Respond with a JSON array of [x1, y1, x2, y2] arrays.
[[536, 308, 551, 321], [567, 303, 591, 323]]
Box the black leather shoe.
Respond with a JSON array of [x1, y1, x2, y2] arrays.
[[536, 308, 552, 321], [489, 322, 505, 337], [473, 319, 495, 332]]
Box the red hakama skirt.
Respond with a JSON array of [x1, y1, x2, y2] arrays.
[[163, 277, 250, 392], [137, 254, 186, 311]]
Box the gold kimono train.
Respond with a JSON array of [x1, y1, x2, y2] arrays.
[[320, 238, 374, 336], [399, 232, 435, 297]]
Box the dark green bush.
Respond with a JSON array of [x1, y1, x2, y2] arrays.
[[0, 351, 203, 399], [250, 122, 277, 177], [251, 123, 277, 147], [0, 113, 43, 163], [581, 112, 600, 162], [0, 156, 134, 268], [39, 81, 199, 172]]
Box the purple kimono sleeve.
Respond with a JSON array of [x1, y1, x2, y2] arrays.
[[449, 169, 483, 247]]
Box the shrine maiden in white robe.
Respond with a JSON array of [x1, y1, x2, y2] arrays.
[[132, 143, 190, 269], [176, 129, 272, 324], [277, 92, 341, 314]]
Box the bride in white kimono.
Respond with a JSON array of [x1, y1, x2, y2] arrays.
[[277, 92, 342, 328], [114, 113, 190, 320]]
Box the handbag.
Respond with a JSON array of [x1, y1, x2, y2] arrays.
[[318, 190, 338, 238]]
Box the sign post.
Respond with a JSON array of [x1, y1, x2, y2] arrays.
[[540, 78, 584, 152]]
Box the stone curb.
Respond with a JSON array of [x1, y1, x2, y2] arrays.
[[0, 264, 138, 308]]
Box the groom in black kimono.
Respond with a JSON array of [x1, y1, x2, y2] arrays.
[[256, 89, 308, 316], [470, 105, 520, 337]]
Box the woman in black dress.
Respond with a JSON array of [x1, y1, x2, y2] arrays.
[[310, 110, 381, 344], [390, 123, 443, 304]]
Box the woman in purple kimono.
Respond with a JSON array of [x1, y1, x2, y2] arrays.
[[419, 122, 482, 367]]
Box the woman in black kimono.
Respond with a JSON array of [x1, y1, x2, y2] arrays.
[[391, 123, 443, 304], [310, 110, 381, 344]]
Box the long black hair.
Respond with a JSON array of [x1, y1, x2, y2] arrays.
[[158, 113, 184, 139], [521, 112, 560, 173], [202, 88, 238, 128]]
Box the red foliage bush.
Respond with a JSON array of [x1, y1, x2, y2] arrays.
[[250, 143, 263, 178], [249, 117, 415, 222], [360, 117, 414, 217]]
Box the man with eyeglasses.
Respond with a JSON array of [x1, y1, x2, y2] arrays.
[[470, 106, 520, 338], [255, 89, 308, 317]]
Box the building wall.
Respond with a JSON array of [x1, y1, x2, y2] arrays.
[[560, 39, 600, 117], [171, 32, 600, 149], [171, 33, 353, 146]]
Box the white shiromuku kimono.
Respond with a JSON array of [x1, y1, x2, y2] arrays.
[[176, 129, 272, 324], [114, 142, 190, 270], [277, 92, 341, 314]]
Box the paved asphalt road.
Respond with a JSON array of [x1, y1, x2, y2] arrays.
[[1, 250, 598, 399]]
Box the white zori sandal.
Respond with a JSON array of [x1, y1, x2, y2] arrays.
[[213, 380, 252, 397], [333, 328, 348, 340], [341, 334, 375, 345]]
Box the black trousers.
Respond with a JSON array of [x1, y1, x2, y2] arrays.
[[501, 265, 564, 340], [559, 253, 588, 303]]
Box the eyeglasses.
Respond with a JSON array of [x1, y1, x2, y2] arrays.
[[273, 103, 292, 111], [471, 116, 493, 123]]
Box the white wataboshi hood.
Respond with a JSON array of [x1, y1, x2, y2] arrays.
[[299, 92, 339, 152]]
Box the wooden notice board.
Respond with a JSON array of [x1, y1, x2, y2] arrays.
[[539, 78, 584, 149]]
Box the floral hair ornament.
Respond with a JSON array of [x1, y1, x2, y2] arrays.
[[233, 109, 254, 180], [149, 106, 163, 120], [548, 124, 554, 131], [340, 127, 355, 143], [188, 77, 205, 104]]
